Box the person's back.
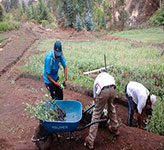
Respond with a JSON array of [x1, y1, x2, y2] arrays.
[[84, 72, 119, 150], [93, 72, 116, 98], [125, 81, 156, 128], [126, 81, 149, 111]]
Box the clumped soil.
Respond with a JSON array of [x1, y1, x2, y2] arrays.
[[0, 23, 164, 150]]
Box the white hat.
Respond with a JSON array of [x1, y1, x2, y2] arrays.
[[150, 94, 157, 109]]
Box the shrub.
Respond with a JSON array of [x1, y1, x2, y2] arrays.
[[10, 8, 22, 21], [41, 20, 49, 27], [96, 8, 103, 26], [0, 22, 9, 32], [13, 23, 20, 29], [149, 4, 164, 26], [49, 23, 57, 29], [4, 13, 14, 22], [145, 97, 164, 135], [0, 21, 19, 32]]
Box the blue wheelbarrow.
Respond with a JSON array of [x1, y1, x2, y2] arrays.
[[31, 100, 107, 150]]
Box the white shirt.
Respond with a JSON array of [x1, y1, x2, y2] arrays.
[[93, 72, 115, 98], [126, 81, 150, 114]]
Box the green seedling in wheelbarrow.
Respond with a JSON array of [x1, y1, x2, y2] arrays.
[[24, 100, 66, 121]]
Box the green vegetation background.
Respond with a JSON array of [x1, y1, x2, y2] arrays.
[[22, 27, 164, 95], [21, 27, 164, 135]]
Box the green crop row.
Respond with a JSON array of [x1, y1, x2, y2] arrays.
[[21, 28, 164, 135], [22, 39, 164, 95], [111, 27, 164, 44]]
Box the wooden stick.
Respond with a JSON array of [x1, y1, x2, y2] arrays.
[[104, 54, 107, 71], [83, 66, 109, 75]]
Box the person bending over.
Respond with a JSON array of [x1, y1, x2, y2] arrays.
[[84, 72, 119, 150], [125, 81, 156, 128]]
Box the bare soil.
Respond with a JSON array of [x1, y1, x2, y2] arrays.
[[0, 23, 164, 150]]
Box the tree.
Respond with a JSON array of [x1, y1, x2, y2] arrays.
[[31, 4, 37, 20], [26, 7, 32, 20], [101, 13, 106, 29], [84, 11, 95, 31], [151, 3, 164, 26], [57, 1, 64, 26], [22, 0, 26, 13], [74, 13, 82, 31], [36, 0, 53, 24], [54, 0, 110, 30], [28, 0, 35, 6], [64, 0, 73, 27], [10, 0, 19, 9], [2, 0, 10, 12], [112, 0, 116, 27], [0, 3, 5, 22]]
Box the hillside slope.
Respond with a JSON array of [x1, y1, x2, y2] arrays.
[[125, 0, 160, 25]]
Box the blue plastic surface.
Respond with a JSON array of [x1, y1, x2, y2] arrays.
[[40, 100, 82, 133]]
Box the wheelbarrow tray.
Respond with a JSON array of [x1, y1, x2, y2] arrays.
[[40, 100, 82, 133]]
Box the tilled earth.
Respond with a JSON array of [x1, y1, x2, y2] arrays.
[[0, 23, 164, 150]]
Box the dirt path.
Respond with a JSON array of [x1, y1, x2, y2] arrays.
[[1, 76, 164, 150], [0, 23, 164, 150]]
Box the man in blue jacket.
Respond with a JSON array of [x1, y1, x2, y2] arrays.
[[43, 40, 67, 100]]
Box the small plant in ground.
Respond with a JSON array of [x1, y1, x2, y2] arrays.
[[0, 36, 8, 43], [145, 97, 164, 135], [41, 20, 49, 28], [49, 23, 57, 29], [21, 38, 164, 95]]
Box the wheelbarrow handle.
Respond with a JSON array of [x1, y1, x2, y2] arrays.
[[51, 100, 66, 119], [82, 104, 95, 115], [75, 118, 107, 131]]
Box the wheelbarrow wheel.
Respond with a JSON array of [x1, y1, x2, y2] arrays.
[[34, 124, 53, 150]]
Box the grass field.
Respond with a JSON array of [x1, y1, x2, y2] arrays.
[[111, 27, 164, 44], [22, 27, 164, 98]]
